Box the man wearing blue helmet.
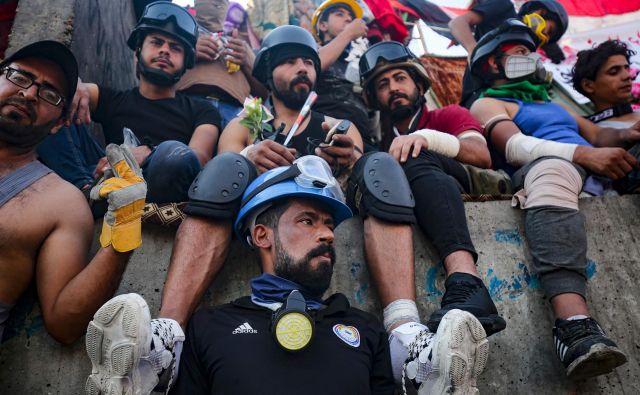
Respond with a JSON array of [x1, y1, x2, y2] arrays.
[[219, 25, 490, 394], [172, 157, 485, 394]]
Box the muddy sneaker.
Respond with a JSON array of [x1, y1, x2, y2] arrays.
[[85, 294, 185, 395], [553, 317, 627, 381], [427, 273, 506, 336], [403, 310, 489, 395]]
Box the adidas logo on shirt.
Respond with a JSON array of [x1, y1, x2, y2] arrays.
[[232, 322, 258, 334]]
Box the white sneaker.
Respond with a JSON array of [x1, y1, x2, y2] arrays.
[[85, 294, 185, 395], [415, 309, 489, 395], [85, 293, 152, 395]]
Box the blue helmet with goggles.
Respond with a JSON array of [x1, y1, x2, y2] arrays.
[[234, 156, 352, 245]]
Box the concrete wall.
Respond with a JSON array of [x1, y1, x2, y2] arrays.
[[1, 196, 640, 394]]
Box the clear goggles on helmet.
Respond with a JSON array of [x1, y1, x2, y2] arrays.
[[140, 2, 198, 37], [241, 155, 345, 207], [360, 41, 413, 78], [522, 13, 549, 47]]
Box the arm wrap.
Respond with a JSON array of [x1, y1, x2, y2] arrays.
[[505, 132, 578, 167], [411, 128, 461, 158], [239, 144, 254, 157]]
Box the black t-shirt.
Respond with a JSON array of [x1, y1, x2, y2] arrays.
[[460, 0, 516, 108], [273, 111, 327, 157], [471, 0, 516, 41], [93, 87, 221, 146], [171, 294, 395, 395]]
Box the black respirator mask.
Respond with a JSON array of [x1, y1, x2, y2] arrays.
[[271, 290, 316, 352], [502, 52, 553, 84]]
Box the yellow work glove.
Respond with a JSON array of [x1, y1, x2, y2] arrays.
[[90, 144, 147, 252]]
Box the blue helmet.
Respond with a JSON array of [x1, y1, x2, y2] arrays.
[[234, 160, 353, 244]]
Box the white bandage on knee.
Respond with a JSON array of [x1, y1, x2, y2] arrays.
[[505, 132, 578, 167], [512, 158, 582, 210], [411, 128, 461, 158], [383, 299, 420, 333]]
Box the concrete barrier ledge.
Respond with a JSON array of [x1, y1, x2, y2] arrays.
[[1, 195, 639, 394]]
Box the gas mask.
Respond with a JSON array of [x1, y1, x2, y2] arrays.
[[271, 290, 315, 352], [522, 13, 549, 47], [503, 52, 552, 84]]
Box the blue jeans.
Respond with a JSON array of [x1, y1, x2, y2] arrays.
[[37, 124, 104, 189], [205, 98, 242, 131], [37, 125, 201, 203]]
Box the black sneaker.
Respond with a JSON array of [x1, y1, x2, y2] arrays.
[[427, 272, 506, 336], [553, 317, 627, 381]]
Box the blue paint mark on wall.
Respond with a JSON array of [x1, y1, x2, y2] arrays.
[[495, 229, 523, 246], [25, 315, 44, 337], [586, 259, 597, 279], [517, 262, 540, 289], [487, 268, 508, 300], [350, 261, 362, 280], [483, 259, 598, 301], [355, 282, 369, 305], [424, 265, 444, 301]]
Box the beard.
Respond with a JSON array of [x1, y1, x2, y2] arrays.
[[0, 97, 57, 151], [273, 234, 336, 297], [273, 74, 314, 110], [386, 87, 422, 123]]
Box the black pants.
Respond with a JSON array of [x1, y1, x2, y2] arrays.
[[402, 150, 477, 262]]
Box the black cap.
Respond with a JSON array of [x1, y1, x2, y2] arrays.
[[1, 40, 78, 106]]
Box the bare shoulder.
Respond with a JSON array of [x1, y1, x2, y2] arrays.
[[36, 173, 93, 228]]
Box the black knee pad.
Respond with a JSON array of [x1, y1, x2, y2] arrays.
[[347, 152, 416, 223], [184, 152, 257, 220]]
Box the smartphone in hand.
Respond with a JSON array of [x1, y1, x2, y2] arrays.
[[324, 120, 351, 146]]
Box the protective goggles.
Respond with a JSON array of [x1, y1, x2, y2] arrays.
[[522, 13, 549, 47], [360, 41, 413, 78], [241, 155, 345, 207], [140, 2, 198, 37]]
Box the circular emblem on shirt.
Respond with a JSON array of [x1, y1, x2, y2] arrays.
[[333, 324, 360, 347], [275, 312, 314, 351]]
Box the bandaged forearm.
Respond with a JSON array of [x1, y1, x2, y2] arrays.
[[240, 144, 254, 157], [411, 128, 460, 158], [505, 132, 577, 167]]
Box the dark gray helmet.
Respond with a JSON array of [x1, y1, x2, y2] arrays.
[[252, 25, 321, 85], [469, 19, 538, 79], [359, 41, 431, 108], [127, 1, 198, 69], [517, 0, 569, 43]]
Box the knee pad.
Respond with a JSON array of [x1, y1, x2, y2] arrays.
[[148, 141, 199, 175], [347, 152, 415, 223], [184, 152, 257, 220], [513, 158, 582, 210]]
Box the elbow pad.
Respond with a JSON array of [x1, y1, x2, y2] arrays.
[[505, 133, 577, 167]]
